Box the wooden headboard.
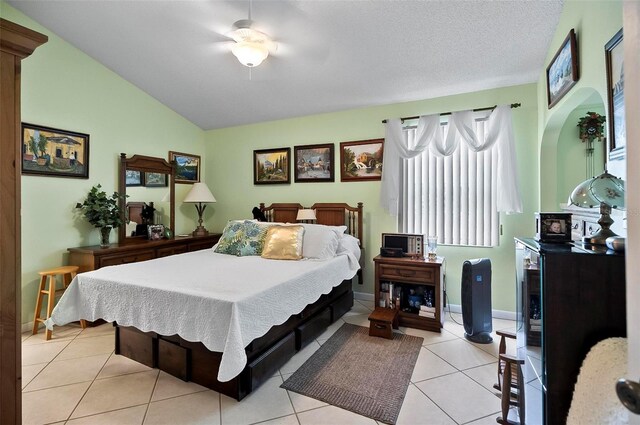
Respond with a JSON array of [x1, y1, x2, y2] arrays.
[[259, 202, 364, 246]]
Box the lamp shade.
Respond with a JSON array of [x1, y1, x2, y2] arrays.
[[231, 41, 269, 67], [296, 209, 316, 221], [568, 171, 625, 209], [183, 183, 216, 203]]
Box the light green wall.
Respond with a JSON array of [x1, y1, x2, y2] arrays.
[[204, 84, 539, 312], [556, 101, 606, 206], [538, 0, 624, 211], [1, 4, 207, 324]]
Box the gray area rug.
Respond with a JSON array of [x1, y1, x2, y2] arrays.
[[281, 323, 423, 424]]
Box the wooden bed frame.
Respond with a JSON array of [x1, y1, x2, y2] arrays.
[[114, 202, 363, 400]]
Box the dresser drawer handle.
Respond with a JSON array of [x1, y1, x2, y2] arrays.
[[374, 324, 386, 330], [572, 223, 579, 230], [588, 225, 598, 235], [398, 269, 416, 277]]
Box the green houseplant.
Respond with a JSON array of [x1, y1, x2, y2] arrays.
[[76, 184, 126, 247]]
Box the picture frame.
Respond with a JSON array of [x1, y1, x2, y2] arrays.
[[293, 143, 334, 183], [546, 29, 579, 109], [535, 212, 572, 243], [125, 170, 143, 187], [254, 147, 290, 185], [144, 172, 168, 187], [605, 29, 625, 160], [339, 139, 384, 182], [147, 224, 165, 241], [169, 151, 201, 184], [21, 123, 90, 179]]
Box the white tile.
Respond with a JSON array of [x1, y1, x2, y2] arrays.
[[297, 404, 376, 425], [463, 362, 501, 393], [400, 327, 459, 346], [151, 371, 208, 402], [442, 316, 466, 339], [22, 362, 47, 389], [465, 412, 503, 425], [76, 322, 115, 339], [427, 339, 496, 370], [411, 347, 457, 383], [279, 340, 321, 375], [468, 333, 517, 358], [341, 313, 370, 328], [23, 324, 82, 345], [315, 319, 345, 341], [97, 353, 152, 379], [24, 353, 110, 392], [145, 390, 220, 425], [57, 334, 114, 360], [221, 376, 294, 425], [22, 340, 70, 365], [344, 302, 372, 316], [22, 381, 91, 425], [415, 372, 500, 424], [356, 299, 375, 310], [493, 318, 516, 332], [66, 405, 147, 425], [397, 384, 455, 425], [257, 414, 300, 425], [71, 370, 158, 418]]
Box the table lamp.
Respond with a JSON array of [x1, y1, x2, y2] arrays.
[[567, 170, 625, 245], [296, 209, 316, 223], [183, 183, 216, 237]]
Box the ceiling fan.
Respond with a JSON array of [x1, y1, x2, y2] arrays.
[[226, 3, 277, 68]]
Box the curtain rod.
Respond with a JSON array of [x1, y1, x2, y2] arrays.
[[381, 102, 521, 124]]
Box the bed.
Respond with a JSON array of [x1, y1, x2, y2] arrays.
[[46, 202, 364, 400]]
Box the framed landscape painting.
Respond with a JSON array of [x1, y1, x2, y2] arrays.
[[169, 151, 200, 184], [254, 147, 290, 184], [605, 29, 625, 160], [125, 170, 143, 187], [145, 172, 168, 187], [340, 139, 384, 182], [546, 29, 579, 108], [294, 143, 334, 183], [21, 123, 89, 178]]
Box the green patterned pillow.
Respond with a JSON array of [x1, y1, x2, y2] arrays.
[[237, 221, 270, 256], [214, 221, 247, 255], [214, 220, 271, 256]]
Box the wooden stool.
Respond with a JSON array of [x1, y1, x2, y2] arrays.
[[368, 307, 399, 339], [32, 266, 86, 340]]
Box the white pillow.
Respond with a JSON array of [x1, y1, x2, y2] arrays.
[[299, 223, 345, 259]]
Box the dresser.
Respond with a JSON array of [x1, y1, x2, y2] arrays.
[[68, 234, 221, 272], [514, 238, 626, 424]]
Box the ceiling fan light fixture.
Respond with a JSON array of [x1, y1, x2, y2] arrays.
[[231, 40, 269, 67]]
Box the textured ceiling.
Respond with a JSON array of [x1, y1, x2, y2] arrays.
[[8, 0, 563, 130]]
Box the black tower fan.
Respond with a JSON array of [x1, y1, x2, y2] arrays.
[[461, 258, 493, 343]]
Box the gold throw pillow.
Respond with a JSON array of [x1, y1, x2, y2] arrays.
[[261, 225, 304, 260]]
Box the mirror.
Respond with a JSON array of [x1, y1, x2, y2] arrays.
[[118, 153, 175, 244]]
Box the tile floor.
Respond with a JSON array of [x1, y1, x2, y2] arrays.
[[22, 299, 517, 425]]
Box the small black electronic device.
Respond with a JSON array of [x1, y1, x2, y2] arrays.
[[381, 233, 423, 257], [380, 247, 404, 257]]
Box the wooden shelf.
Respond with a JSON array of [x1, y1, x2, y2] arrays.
[[373, 255, 444, 333]]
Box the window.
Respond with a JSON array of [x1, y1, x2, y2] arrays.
[[399, 119, 499, 247]]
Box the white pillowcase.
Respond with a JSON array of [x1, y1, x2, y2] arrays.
[[299, 223, 346, 260]]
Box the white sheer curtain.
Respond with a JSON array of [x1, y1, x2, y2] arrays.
[[380, 105, 522, 216]]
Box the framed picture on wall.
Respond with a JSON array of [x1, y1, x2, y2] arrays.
[[169, 151, 201, 184], [605, 29, 625, 160], [546, 29, 579, 109], [144, 172, 168, 187], [125, 170, 143, 187], [254, 147, 291, 184], [293, 143, 334, 183], [339, 139, 384, 182], [21, 123, 90, 179]]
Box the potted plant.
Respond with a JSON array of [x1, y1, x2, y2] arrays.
[[76, 184, 126, 247]]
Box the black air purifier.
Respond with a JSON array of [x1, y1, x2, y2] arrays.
[[461, 258, 493, 344]]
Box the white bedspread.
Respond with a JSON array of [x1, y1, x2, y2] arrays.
[[45, 237, 360, 381]]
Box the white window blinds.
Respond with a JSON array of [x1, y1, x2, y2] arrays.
[[399, 119, 500, 247]]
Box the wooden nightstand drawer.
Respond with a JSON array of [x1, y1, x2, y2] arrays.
[[100, 250, 155, 267], [379, 264, 435, 283]]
